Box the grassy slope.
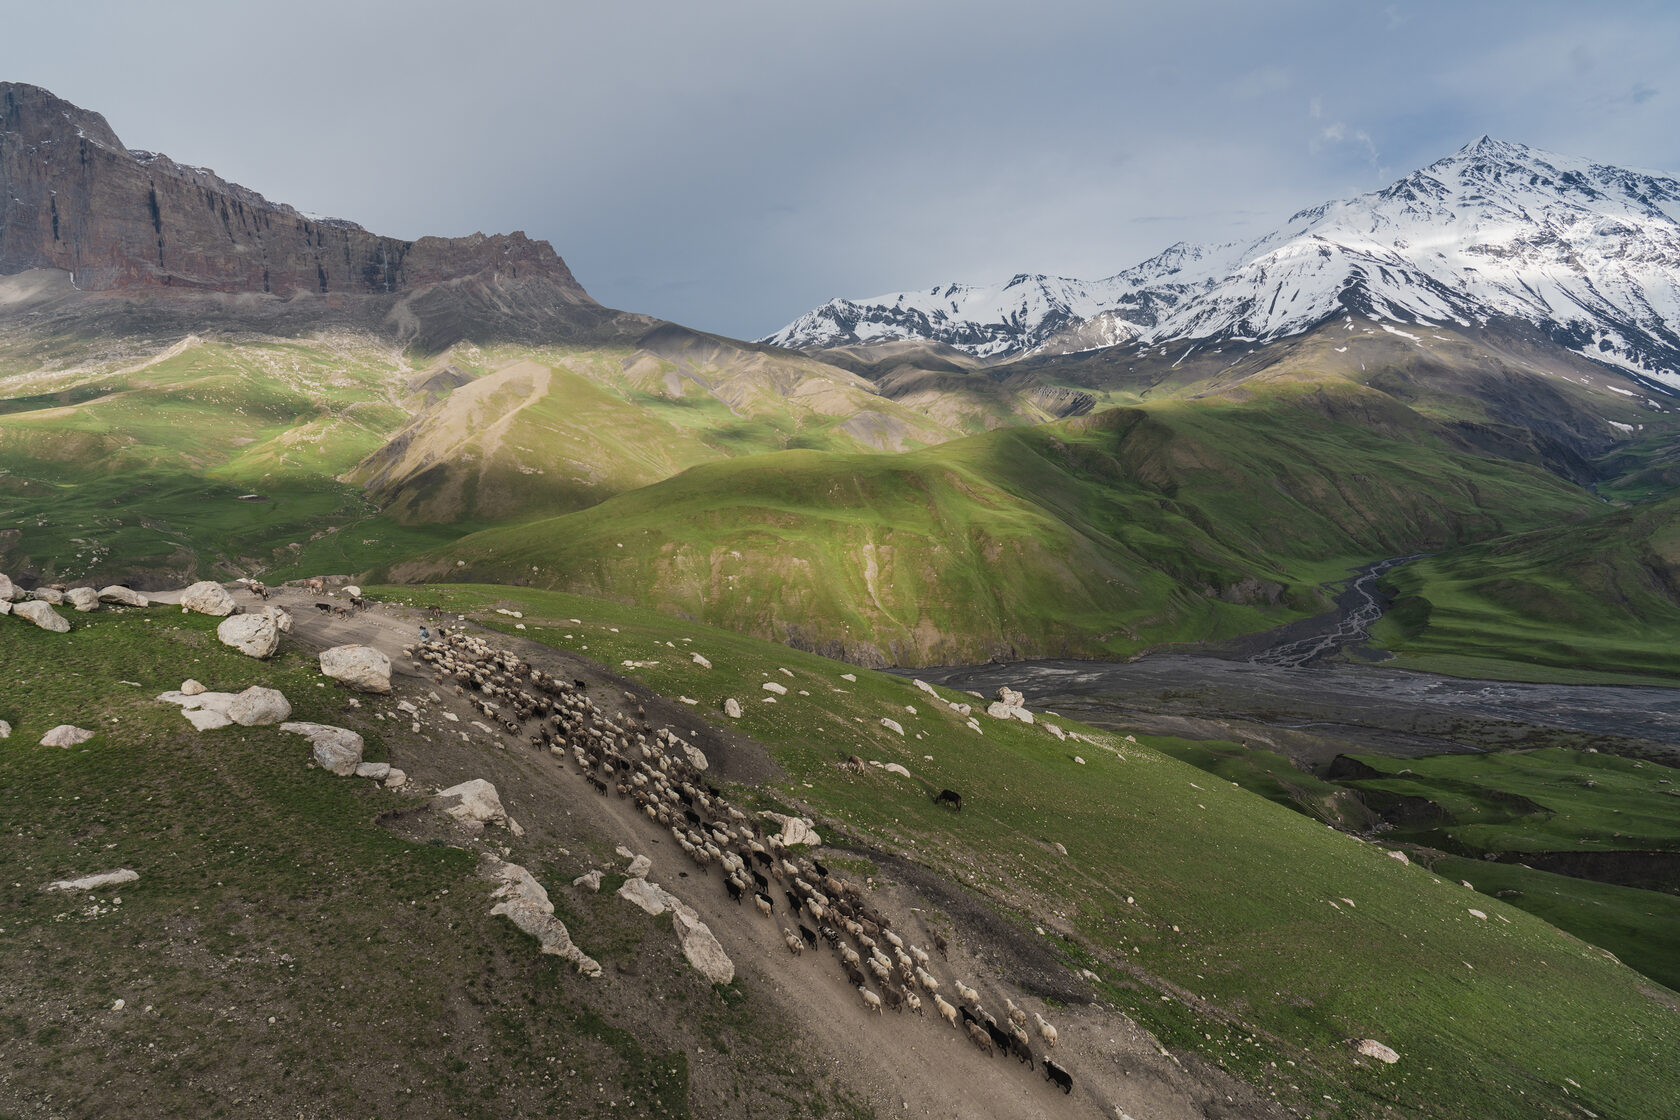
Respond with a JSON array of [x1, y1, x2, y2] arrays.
[[0, 609, 869, 1120], [1373, 492, 1680, 680], [398, 378, 1599, 666], [364, 583, 1680, 1120]]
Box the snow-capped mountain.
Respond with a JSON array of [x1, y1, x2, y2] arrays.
[[763, 138, 1680, 388]]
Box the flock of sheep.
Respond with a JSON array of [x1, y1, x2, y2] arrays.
[[409, 626, 1077, 1098]]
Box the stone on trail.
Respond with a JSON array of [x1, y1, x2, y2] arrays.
[[41, 724, 95, 747], [617, 876, 670, 915], [98, 585, 148, 607], [65, 587, 100, 612], [1354, 1038, 1400, 1064], [342, 585, 361, 598], [180, 581, 237, 616], [488, 859, 601, 978], [217, 614, 280, 659], [13, 600, 70, 633], [46, 868, 139, 892], [319, 644, 392, 693], [682, 743, 709, 771], [383, 768, 407, 788], [279, 721, 365, 775]]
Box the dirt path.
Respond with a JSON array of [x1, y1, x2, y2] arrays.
[[166, 581, 1281, 1120]]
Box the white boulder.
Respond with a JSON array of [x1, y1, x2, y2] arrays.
[[691, 652, 712, 669], [723, 698, 742, 718], [180, 679, 207, 696], [46, 868, 139, 892], [13, 600, 69, 633], [30, 587, 63, 605], [682, 743, 710, 771], [0, 720, 10, 738], [319, 645, 392, 693], [0, 573, 17, 601], [279, 721, 365, 775], [760, 812, 822, 848], [228, 686, 291, 726], [625, 854, 653, 879], [342, 585, 362, 598], [880, 718, 904, 736], [180, 581, 236, 616], [618, 876, 670, 915], [41, 724, 95, 747], [98, 585, 148, 607], [762, 681, 787, 695], [1354, 1039, 1400, 1064], [262, 605, 293, 634], [217, 614, 280, 659], [435, 778, 510, 827], [65, 587, 100, 612], [672, 908, 734, 984], [355, 761, 391, 780]]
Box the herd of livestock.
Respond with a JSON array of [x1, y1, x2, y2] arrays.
[[408, 626, 1080, 1097]]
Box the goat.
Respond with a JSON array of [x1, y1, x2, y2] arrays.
[[724, 878, 745, 904], [880, 984, 904, 1013], [798, 924, 818, 947], [1043, 1059, 1072, 1094]]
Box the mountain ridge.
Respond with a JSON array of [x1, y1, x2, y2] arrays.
[[764, 138, 1680, 391]]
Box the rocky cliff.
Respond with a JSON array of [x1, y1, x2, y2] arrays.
[[0, 82, 593, 303]]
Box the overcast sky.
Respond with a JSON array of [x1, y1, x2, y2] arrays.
[[4, 1, 1677, 338]]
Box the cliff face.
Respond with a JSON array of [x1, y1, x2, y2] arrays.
[[0, 82, 594, 302]]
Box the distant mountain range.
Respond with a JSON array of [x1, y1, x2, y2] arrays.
[[764, 138, 1680, 392]]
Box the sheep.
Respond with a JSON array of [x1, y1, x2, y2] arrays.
[[839, 944, 861, 968], [909, 945, 930, 967], [1035, 1012, 1059, 1048], [965, 1021, 994, 1056], [983, 1019, 1012, 1056], [858, 987, 883, 1015], [867, 957, 893, 984], [915, 966, 940, 993], [782, 928, 803, 955], [883, 929, 904, 950], [1043, 1059, 1072, 1094], [753, 893, 773, 918], [955, 980, 980, 1007], [904, 991, 923, 1016], [1008, 1022, 1034, 1067], [933, 994, 959, 1027], [880, 984, 904, 1013], [1006, 998, 1027, 1029], [798, 924, 818, 947]]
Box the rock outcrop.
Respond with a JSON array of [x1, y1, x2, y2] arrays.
[[278, 721, 365, 775], [12, 600, 68, 632], [318, 645, 392, 693], [217, 614, 280, 659], [179, 581, 236, 616], [487, 859, 601, 977]]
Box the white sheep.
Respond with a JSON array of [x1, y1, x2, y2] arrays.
[[955, 980, 980, 1007], [1006, 998, 1027, 1028], [933, 994, 959, 1027], [915, 966, 940, 993], [905, 991, 924, 1016], [1035, 1011, 1059, 1047], [782, 928, 803, 955], [754, 894, 773, 918], [859, 986, 883, 1014]]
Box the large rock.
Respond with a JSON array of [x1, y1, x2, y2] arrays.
[[65, 587, 100, 612], [1354, 1039, 1400, 1064], [217, 614, 280, 659], [46, 868, 138, 892], [228, 686, 291, 726], [488, 860, 601, 978], [760, 812, 822, 848], [672, 909, 735, 984], [723, 698, 742, 718], [682, 743, 710, 772], [30, 587, 63, 605], [98, 585, 148, 607], [435, 778, 510, 827], [0, 573, 17, 601], [12, 600, 69, 633], [262, 605, 293, 634], [618, 876, 671, 915], [279, 721, 365, 775], [41, 725, 95, 747], [180, 581, 236, 616], [996, 686, 1026, 708], [319, 645, 391, 693]]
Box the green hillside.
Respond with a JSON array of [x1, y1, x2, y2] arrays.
[[396, 378, 1600, 665]]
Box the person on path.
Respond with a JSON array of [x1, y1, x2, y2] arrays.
[[419, 625, 430, 644]]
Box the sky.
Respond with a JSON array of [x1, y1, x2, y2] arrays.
[[3, 0, 1678, 339]]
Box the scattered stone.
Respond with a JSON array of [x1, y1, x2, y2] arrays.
[[0, 600, 10, 615], [1046, 724, 1067, 741], [319, 645, 392, 693], [41, 724, 95, 747], [383, 769, 407, 788], [227, 686, 291, 726], [573, 869, 604, 892], [618, 877, 669, 915], [65, 587, 100, 612], [882, 762, 912, 778], [996, 686, 1025, 707], [724, 698, 743, 718], [913, 679, 936, 696], [180, 679, 207, 696], [1053, 841, 1068, 855], [880, 718, 904, 736], [1386, 850, 1411, 866], [691, 652, 712, 669], [0, 720, 10, 739], [279, 721, 365, 775], [217, 614, 280, 659], [487, 859, 601, 977], [678, 696, 698, 705], [762, 681, 787, 695], [355, 762, 392, 781], [98, 585, 148, 607], [1073, 755, 1085, 765], [46, 868, 138, 892], [13, 600, 70, 633], [948, 702, 972, 717], [1468, 908, 1488, 921], [1353, 1039, 1400, 1064], [435, 778, 511, 827], [180, 581, 237, 616], [985, 701, 1014, 720], [342, 585, 361, 598], [841, 673, 857, 682]]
